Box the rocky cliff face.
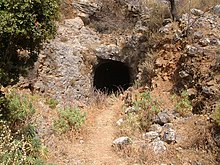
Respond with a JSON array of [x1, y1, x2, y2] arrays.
[[19, 1, 220, 112], [28, 0, 153, 105]]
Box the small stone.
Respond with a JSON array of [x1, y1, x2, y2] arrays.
[[202, 87, 213, 96], [213, 5, 220, 16], [199, 38, 210, 46], [154, 111, 171, 125], [163, 123, 173, 129], [148, 138, 166, 154], [163, 128, 176, 144], [116, 118, 124, 126], [193, 32, 203, 39], [143, 131, 159, 141], [186, 45, 198, 56], [179, 71, 189, 78], [210, 38, 220, 45], [191, 8, 204, 16], [149, 124, 163, 133], [113, 137, 131, 146], [79, 140, 84, 144], [125, 106, 137, 114], [187, 88, 197, 97]]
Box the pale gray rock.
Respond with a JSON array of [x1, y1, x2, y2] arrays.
[[193, 31, 203, 40], [186, 45, 198, 56], [154, 111, 171, 125], [143, 131, 159, 141], [148, 138, 166, 154], [64, 17, 84, 30], [113, 137, 131, 146], [95, 44, 120, 61], [191, 8, 204, 16], [179, 71, 189, 78], [163, 123, 173, 129], [116, 118, 124, 126], [213, 5, 220, 16], [163, 128, 176, 144], [149, 124, 163, 133], [199, 38, 210, 46], [125, 106, 137, 114], [73, 0, 102, 16]]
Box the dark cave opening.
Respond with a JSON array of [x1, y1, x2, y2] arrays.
[[93, 59, 131, 94]]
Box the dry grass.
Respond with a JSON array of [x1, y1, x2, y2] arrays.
[[177, 0, 219, 15]]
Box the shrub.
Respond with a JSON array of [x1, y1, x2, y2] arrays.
[[0, 92, 47, 165], [45, 97, 58, 109], [7, 91, 35, 124], [0, 0, 60, 86], [122, 91, 161, 134], [175, 90, 192, 117], [53, 107, 86, 134]]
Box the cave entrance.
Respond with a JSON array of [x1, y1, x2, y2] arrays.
[[93, 59, 131, 94]]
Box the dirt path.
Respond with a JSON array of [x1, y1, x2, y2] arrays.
[[81, 100, 126, 165], [45, 98, 127, 165]]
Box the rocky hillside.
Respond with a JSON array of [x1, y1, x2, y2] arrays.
[[11, 0, 220, 164]]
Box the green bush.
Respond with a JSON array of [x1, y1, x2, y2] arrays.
[[0, 0, 60, 53], [175, 90, 192, 117], [7, 91, 35, 124], [0, 0, 60, 86], [53, 107, 86, 134], [0, 92, 47, 165], [123, 91, 161, 133], [45, 97, 58, 109]]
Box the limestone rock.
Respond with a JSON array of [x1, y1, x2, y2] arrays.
[[149, 124, 163, 133], [193, 31, 203, 40], [186, 45, 198, 56], [163, 128, 176, 144], [199, 38, 210, 46], [95, 44, 120, 61], [191, 8, 204, 16], [73, 0, 102, 17], [116, 118, 124, 126], [154, 111, 172, 125], [113, 137, 131, 146], [125, 106, 137, 114], [142, 131, 159, 141], [213, 5, 220, 16], [148, 138, 166, 154], [64, 17, 84, 30]]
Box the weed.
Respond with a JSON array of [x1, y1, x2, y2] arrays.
[[213, 102, 220, 126], [175, 90, 192, 117], [122, 91, 161, 134], [45, 97, 58, 109], [53, 107, 86, 134]]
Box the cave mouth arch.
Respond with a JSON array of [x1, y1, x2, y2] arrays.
[[93, 59, 132, 94]]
